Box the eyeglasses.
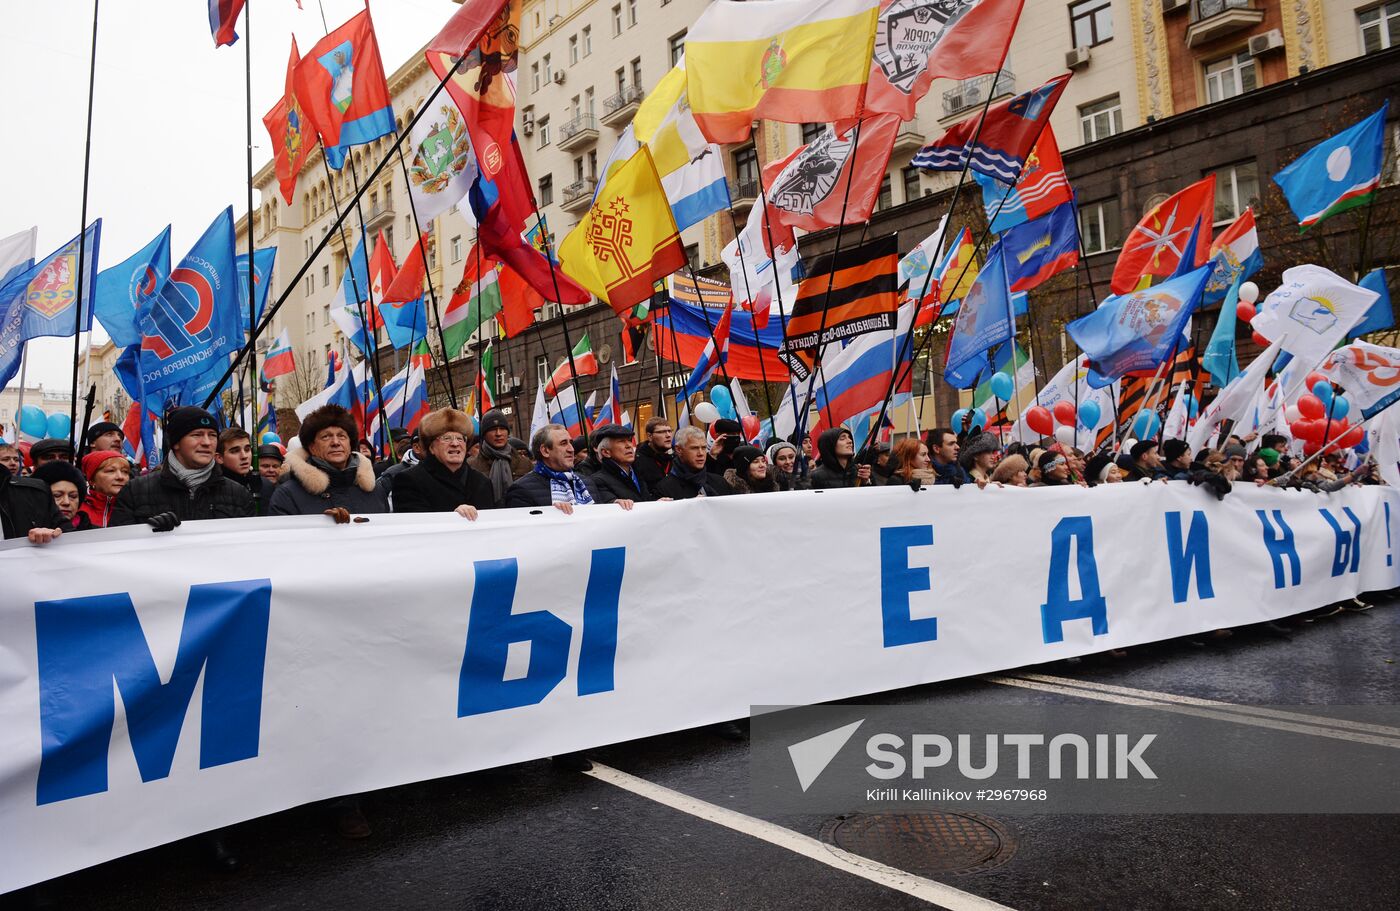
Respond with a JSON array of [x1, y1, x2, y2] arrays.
[[436, 434, 468, 445]]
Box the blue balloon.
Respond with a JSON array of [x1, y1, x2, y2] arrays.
[[1311, 380, 1334, 403], [45, 413, 71, 440], [1131, 411, 1160, 440], [1077, 400, 1101, 430], [710, 385, 736, 421], [18, 405, 47, 439], [988, 372, 1014, 401], [1328, 395, 1350, 420], [1187, 395, 1199, 419], [951, 408, 969, 430], [260, 432, 281, 445]]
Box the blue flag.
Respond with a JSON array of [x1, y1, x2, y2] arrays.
[[378, 295, 427, 350], [1202, 278, 1240, 388], [94, 226, 169, 348], [1272, 101, 1388, 230], [136, 207, 241, 394], [944, 244, 1014, 384], [329, 234, 375, 354], [1000, 201, 1080, 293], [1068, 264, 1211, 385], [1349, 268, 1394, 338], [0, 221, 102, 390], [236, 246, 278, 332]]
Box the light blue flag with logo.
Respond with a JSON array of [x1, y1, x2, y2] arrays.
[[94, 226, 169, 348], [1202, 277, 1241, 388], [943, 244, 1015, 386]]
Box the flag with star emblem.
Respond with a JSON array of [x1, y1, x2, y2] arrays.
[[1110, 175, 1215, 295]]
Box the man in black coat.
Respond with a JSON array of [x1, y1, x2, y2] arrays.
[[0, 464, 66, 542], [216, 428, 276, 515], [505, 424, 637, 513], [392, 408, 495, 516], [633, 416, 673, 491], [654, 425, 733, 499], [111, 407, 254, 530], [589, 424, 652, 503], [809, 427, 872, 489]]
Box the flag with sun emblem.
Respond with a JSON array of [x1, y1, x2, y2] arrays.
[[1251, 264, 1378, 365], [558, 147, 687, 316]]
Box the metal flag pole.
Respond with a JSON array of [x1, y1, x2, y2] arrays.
[[69, 0, 101, 448]]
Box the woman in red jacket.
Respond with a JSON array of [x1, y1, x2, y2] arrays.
[[78, 450, 131, 529]]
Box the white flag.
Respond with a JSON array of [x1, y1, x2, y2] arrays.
[[1189, 338, 1283, 452], [530, 380, 548, 438], [407, 97, 479, 228], [1252, 265, 1377, 365], [1162, 381, 1191, 441], [1319, 340, 1400, 420], [897, 215, 948, 291]]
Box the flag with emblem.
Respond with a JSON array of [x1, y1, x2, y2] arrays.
[[409, 338, 434, 371], [263, 38, 314, 206], [94, 226, 169, 348], [638, 60, 734, 231], [912, 73, 1071, 183], [237, 247, 277, 330], [944, 244, 1015, 384], [1202, 207, 1262, 306], [545, 334, 599, 397], [1068, 264, 1212, 384], [763, 113, 901, 235], [999, 200, 1080, 293], [1250, 264, 1377, 364], [407, 94, 479, 227], [1273, 102, 1389, 231], [919, 226, 979, 326], [0, 221, 102, 391], [684, 0, 881, 144], [293, 8, 396, 170], [780, 234, 899, 379], [973, 124, 1072, 234], [558, 146, 687, 316], [1111, 176, 1215, 294]]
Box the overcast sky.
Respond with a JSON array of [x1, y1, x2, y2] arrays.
[[1, 0, 460, 392]]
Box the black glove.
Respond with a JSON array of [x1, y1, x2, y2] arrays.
[[145, 511, 182, 532], [1186, 470, 1231, 501]]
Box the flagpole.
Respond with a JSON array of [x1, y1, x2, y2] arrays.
[[719, 207, 779, 431], [685, 264, 733, 386], [392, 139, 458, 409], [244, 0, 261, 487], [472, 237, 486, 421], [529, 208, 591, 456], [68, 0, 100, 450]]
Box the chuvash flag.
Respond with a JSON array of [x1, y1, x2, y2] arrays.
[[0, 221, 102, 390], [1273, 101, 1389, 231], [293, 7, 396, 170], [93, 226, 169, 348]]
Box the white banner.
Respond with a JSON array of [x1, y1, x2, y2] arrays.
[[2, 484, 1398, 892]]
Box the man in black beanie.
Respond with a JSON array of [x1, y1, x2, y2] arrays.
[[111, 406, 253, 530], [468, 408, 533, 506], [1161, 438, 1192, 480], [1123, 439, 1167, 482], [86, 420, 125, 454]]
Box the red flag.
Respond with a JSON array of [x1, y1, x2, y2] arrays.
[[382, 231, 431, 304], [496, 263, 542, 338], [292, 9, 395, 169], [762, 112, 900, 236], [262, 38, 314, 206], [1111, 176, 1216, 295], [912, 73, 1072, 184], [427, 0, 512, 57], [865, 0, 1025, 121]]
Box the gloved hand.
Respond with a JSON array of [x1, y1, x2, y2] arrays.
[[324, 507, 351, 524], [145, 511, 182, 532], [1186, 470, 1232, 501]]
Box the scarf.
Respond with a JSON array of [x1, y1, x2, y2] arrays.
[[479, 440, 517, 504], [310, 452, 361, 487], [668, 458, 710, 494], [533, 462, 594, 505], [166, 453, 216, 491]]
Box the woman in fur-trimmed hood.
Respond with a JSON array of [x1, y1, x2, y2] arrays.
[[268, 404, 388, 516]]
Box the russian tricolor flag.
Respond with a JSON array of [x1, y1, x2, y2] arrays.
[[595, 365, 624, 427], [682, 301, 733, 399], [208, 0, 246, 47], [547, 386, 585, 437], [261, 329, 296, 382]]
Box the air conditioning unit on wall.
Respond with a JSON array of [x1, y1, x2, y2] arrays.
[[553, 70, 566, 85], [1249, 29, 1285, 56], [1065, 46, 1091, 70]]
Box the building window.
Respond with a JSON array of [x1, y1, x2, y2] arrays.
[[538, 114, 551, 148], [628, 0, 638, 27], [630, 58, 642, 88], [1211, 161, 1259, 224], [569, 35, 579, 65], [801, 122, 825, 144], [1361, 2, 1400, 52], [733, 145, 759, 196], [669, 30, 687, 66], [901, 166, 921, 202], [1079, 95, 1123, 143], [588, 149, 598, 179], [322, 264, 330, 287], [306, 313, 314, 333], [531, 62, 541, 93], [684, 243, 700, 272], [542, 54, 552, 84], [574, 155, 585, 182], [615, 67, 627, 93], [304, 238, 311, 258], [612, 4, 622, 35], [1069, 0, 1113, 48], [1204, 51, 1257, 104], [536, 355, 550, 386], [1079, 200, 1123, 254], [451, 235, 463, 263], [583, 26, 592, 56], [585, 87, 595, 116], [539, 174, 554, 206], [322, 303, 330, 326], [876, 175, 893, 212], [305, 275, 314, 295]]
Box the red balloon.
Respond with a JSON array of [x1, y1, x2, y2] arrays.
[[1289, 419, 1313, 441], [1026, 406, 1054, 436], [1251, 331, 1271, 347], [1340, 427, 1365, 448], [1052, 400, 1077, 426], [740, 414, 761, 441], [1301, 420, 1327, 443], [1305, 372, 1328, 392], [1235, 303, 1256, 323], [1327, 417, 1351, 438], [1297, 394, 1325, 420], [1302, 441, 1322, 457]]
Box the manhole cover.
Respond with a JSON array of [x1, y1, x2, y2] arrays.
[[820, 811, 1017, 875]]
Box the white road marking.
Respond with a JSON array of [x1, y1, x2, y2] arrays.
[[584, 763, 1018, 911], [984, 675, 1400, 749]]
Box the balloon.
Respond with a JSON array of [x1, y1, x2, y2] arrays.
[[1340, 427, 1365, 449], [1327, 395, 1350, 420], [260, 432, 281, 445], [1053, 425, 1077, 447], [709, 385, 736, 421], [1052, 400, 1077, 426], [1238, 281, 1260, 304], [1309, 381, 1333, 405], [1187, 396, 1199, 419], [693, 402, 719, 424], [741, 414, 761, 442], [1251, 331, 1271, 348], [1284, 404, 1302, 423], [1297, 394, 1325, 420], [45, 413, 71, 440], [1235, 303, 1256, 323], [950, 408, 969, 430], [1302, 440, 1321, 457], [18, 405, 47, 439], [1130, 411, 1159, 440], [1291, 419, 1319, 442], [1304, 372, 1328, 392], [989, 372, 1014, 401], [1077, 400, 1101, 429], [1025, 406, 1054, 437]]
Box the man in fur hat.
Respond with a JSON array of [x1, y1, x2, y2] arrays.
[[391, 408, 494, 516], [269, 404, 387, 518]]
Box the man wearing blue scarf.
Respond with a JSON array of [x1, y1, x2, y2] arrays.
[[505, 424, 637, 513]]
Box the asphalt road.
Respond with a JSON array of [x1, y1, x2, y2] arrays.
[[6, 597, 1397, 911]]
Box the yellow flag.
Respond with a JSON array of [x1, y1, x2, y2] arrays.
[[633, 62, 686, 144], [558, 147, 687, 315]]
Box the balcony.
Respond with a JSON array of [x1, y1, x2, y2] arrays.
[[561, 177, 598, 213], [892, 129, 926, 154], [364, 199, 395, 231], [941, 69, 1015, 119], [600, 84, 645, 127], [558, 113, 599, 151], [1186, 0, 1263, 46], [729, 177, 759, 212]]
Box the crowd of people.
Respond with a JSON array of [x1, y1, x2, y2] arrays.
[[0, 399, 1383, 547]]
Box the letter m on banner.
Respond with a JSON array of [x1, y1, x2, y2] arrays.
[[34, 580, 273, 805]]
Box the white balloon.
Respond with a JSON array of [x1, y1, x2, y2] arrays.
[[1053, 425, 1077, 447], [1284, 404, 1301, 424], [1238, 281, 1260, 304], [693, 402, 720, 424], [1121, 437, 1138, 454]]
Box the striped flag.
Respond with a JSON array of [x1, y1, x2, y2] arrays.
[[912, 74, 1071, 184], [595, 364, 624, 426], [974, 125, 1072, 235], [547, 385, 585, 437], [260, 329, 296, 383], [477, 343, 497, 412], [442, 252, 502, 357], [682, 301, 734, 398], [544, 334, 599, 397], [780, 234, 899, 379], [409, 338, 434, 371]]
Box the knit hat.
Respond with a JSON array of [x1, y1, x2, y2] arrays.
[[480, 409, 511, 435], [81, 449, 127, 482], [960, 432, 1000, 460], [163, 406, 218, 449], [1085, 452, 1117, 486], [730, 444, 763, 477], [297, 404, 358, 451], [767, 440, 797, 464], [1129, 439, 1159, 461], [32, 460, 87, 502], [1222, 443, 1248, 460], [1257, 447, 1281, 467], [85, 421, 123, 445], [1161, 438, 1190, 464], [418, 408, 472, 447], [28, 438, 74, 462]]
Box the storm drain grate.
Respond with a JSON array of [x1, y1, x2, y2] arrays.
[[819, 811, 1017, 875]]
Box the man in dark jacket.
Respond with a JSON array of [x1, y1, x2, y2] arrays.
[[269, 405, 388, 517], [1161, 438, 1192, 480], [633, 416, 673, 490], [0, 464, 66, 542], [504, 424, 627, 513], [111, 407, 254, 530], [1123, 439, 1167, 482], [392, 408, 494, 516], [926, 428, 968, 486], [809, 427, 871, 489], [655, 426, 733, 499], [468, 409, 535, 506], [589, 424, 652, 503], [216, 428, 275, 515]]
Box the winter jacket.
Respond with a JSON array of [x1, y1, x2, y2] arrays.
[[77, 489, 119, 529], [391, 454, 496, 513], [633, 443, 673, 491], [110, 464, 254, 526], [467, 447, 535, 483], [268, 449, 388, 515], [221, 467, 277, 515], [0, 468, 66, 539], [722, 468, 778, 495], [590, 459, 650, 503], [503, 468, 601, 507], [930, 458, 970, 487], [809, 428, 861, 489], [653, 461, 733, 499]]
